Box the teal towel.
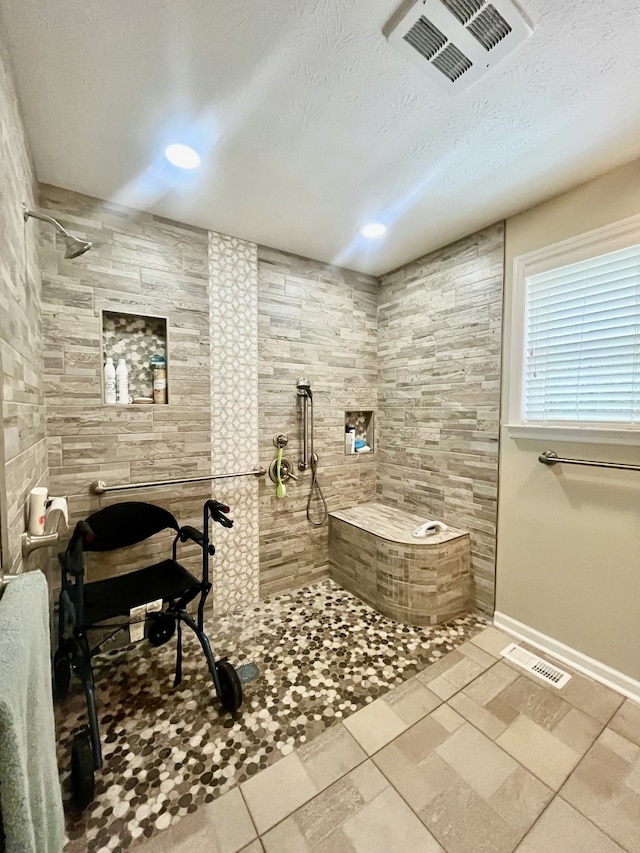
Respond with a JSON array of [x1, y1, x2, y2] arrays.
[[0, 571, 65, 853]]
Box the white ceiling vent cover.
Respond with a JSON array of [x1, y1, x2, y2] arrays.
[[500, 643, 572, 689], [385, 0, 531, 92]]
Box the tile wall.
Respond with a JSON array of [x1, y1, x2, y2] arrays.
[[377, 223, 504, 613], [0, 41, 47, 576], [40, 184, 213, 584], [256, 248, 378, 595], [36, 202, 502, 614]]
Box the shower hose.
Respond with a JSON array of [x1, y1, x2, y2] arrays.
[[307, 452, 328, 526]]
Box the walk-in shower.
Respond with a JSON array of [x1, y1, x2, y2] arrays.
[[22, 203, 93, 258], [297, 378, 327, 526]]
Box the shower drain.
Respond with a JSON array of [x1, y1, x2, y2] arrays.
[[500, 642, 572, 689]]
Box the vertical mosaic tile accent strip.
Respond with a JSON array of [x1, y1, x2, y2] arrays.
[[208, 232, 260, 613], [377, 223, 504, 615]]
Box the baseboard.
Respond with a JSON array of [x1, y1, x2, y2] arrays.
[[493, 611, 640, 704]]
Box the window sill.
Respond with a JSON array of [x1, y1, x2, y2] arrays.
[[505, 424, 640, 446]]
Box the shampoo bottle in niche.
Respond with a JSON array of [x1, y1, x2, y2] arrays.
[[345, 426, 356, 454], [150, 354, 167, 404], [104, 357, 116, 404], [116, 357, 129, 405]]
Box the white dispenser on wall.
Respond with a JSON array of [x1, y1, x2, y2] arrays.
[[116, 357, 129, 405], [104, 357, 116, 404]]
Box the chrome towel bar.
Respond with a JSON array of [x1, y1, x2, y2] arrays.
[[90, 467, 266, 495], [539, 450, 640, 472]]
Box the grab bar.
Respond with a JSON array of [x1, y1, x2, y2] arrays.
[[0, 569, 20, 600], [90, 466, 266, 495], [539, 450, 640, 472], [296, 379, 313, 471]]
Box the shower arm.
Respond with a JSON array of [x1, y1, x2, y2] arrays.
[[22, 204, 73, 238]]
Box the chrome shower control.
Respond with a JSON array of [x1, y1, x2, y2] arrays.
[[273, 433, 288, 449], [268, 457, 298, 483]]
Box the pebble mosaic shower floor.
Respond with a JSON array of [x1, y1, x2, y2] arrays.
[[56, 579, 487, 852]]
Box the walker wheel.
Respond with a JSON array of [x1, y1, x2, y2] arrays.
[[53, 650, 71, 701], [70, 730, 95, 809], [148, 614, 176, 647], [216, 660, 242, 713]]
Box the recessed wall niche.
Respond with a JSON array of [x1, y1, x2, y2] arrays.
[[344, 410, 374, 455], [102, 310, 168, 403]]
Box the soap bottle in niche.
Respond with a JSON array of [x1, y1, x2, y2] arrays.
[[116, 357, 129, 405], [345, 425, 355, 454], [150, 354, 167, 404], [104, 357, 116, 405]]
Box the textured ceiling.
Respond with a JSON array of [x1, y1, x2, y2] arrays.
[[3, 0, 640, 275]]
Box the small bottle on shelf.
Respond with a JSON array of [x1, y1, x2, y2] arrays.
[[116, 357, 129, 405], [345, 426, 356, 454], [104, 357, 116, 405], [149, 354, 167, 404]]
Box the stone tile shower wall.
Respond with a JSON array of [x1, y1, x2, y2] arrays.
[[40, 184, 213, 585], [0, 39, 47, 576], [257, 248, 378, 595], [208, 232, 260, 613], [377, 223, 504, 614], [33, 179, 503, 617]]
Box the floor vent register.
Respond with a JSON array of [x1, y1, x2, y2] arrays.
[[500, 642, 572, 689]]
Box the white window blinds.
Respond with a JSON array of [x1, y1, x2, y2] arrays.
[[523, 244, 640, 424]]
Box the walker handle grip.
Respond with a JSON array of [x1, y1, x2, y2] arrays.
[[205, 500, 233, 528]]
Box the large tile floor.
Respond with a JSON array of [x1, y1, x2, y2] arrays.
[[132, 626, 640, 853]]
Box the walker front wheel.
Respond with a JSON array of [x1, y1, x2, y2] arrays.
[[216, 660, 242, 713], [70, 729, 95, 809]]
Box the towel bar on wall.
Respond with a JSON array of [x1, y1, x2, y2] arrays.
[[539, 450, 640, 472], [90, 466, 266, 495]]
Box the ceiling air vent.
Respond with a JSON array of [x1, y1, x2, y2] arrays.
[[385, 0, 531, 92]]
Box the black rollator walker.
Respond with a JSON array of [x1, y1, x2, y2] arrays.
[[54, 499, 253, 808]]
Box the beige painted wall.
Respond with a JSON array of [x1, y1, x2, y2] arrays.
[[496, 157, 640, 683]]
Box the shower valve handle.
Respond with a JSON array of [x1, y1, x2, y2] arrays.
[[268, 457, 298, 483]]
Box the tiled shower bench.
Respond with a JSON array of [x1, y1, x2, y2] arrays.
[[329, 502, 471, 626]]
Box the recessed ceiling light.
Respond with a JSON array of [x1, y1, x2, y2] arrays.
[[164, 143, 201, 170], [359, 223, 387, 238]]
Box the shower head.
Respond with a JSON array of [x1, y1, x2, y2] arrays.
[[296, 377, 312, 399], [22, 204, 93, 259], [62, 234, 93, 259]]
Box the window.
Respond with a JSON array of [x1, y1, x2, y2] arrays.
[[508, 215, 640, 444]]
